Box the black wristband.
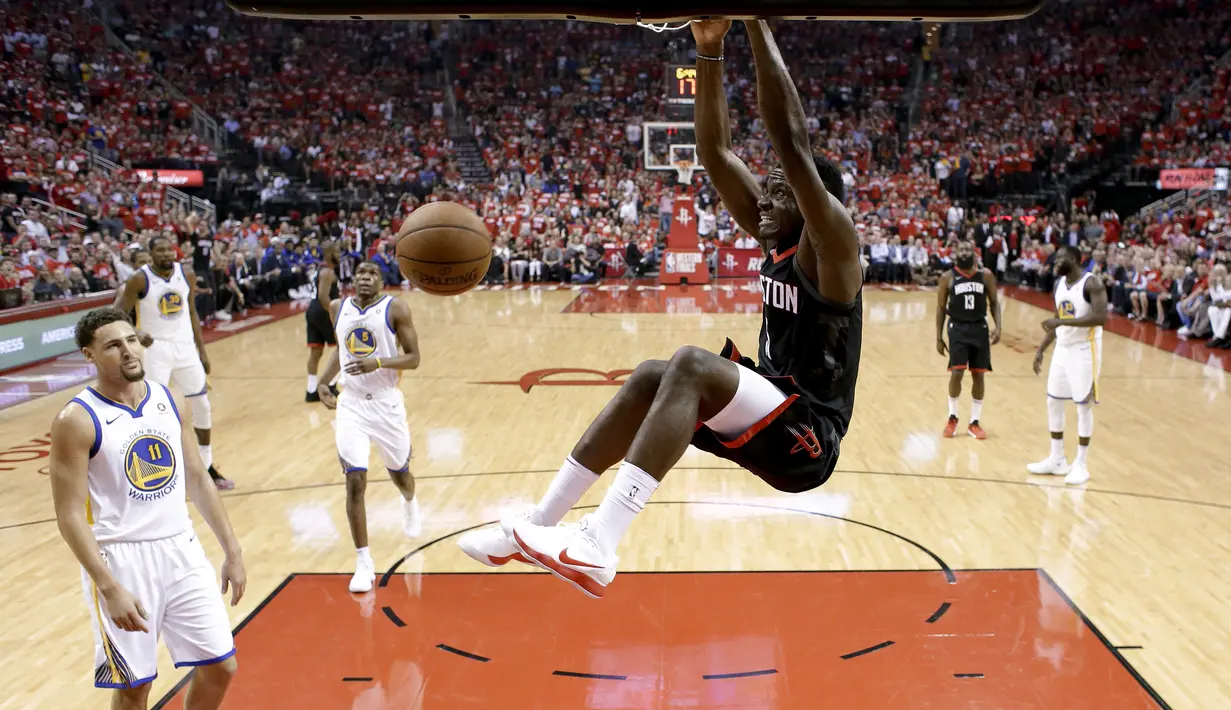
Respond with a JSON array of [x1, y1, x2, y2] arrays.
[[696, 53, 724, 62]]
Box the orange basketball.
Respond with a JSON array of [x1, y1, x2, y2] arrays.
[[395, 202, 492, 295]]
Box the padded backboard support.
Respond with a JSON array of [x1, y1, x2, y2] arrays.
[[228, 0, 1045, 22]]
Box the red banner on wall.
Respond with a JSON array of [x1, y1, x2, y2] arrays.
[[1158, 168, 1229, 190], [716, 247, 764, 278], [133, 169, 205, 187]]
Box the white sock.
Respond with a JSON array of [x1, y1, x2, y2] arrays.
[[531, 456, 600, 525], [199, 444, 213, 470], [970, 399, 983, 423], [307, 374, 318, 393], [1075, 444, 1089, 466], [356, 547, 372, 564], [589, 461, 659, 557], [1049, 437, 1064, 461], [948, 396, 959, 418]]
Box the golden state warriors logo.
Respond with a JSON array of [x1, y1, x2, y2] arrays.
[[1058, 301, 1077, 319], [345, 327, 377, 358], [124, 434, 176, 494], [158, 292, 184, 319]]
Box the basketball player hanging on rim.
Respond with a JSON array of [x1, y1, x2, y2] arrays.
[[458, 19, 863, 598], [305, 241, 341, 403], [114, 236, 234, 490], [316, 261, 423, 593], [49, 307, 245, 709], [936, 239, 1001, 439], [1028, 245, 1106, 485]]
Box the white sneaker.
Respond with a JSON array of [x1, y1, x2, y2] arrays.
[[457, 505, 537, 568], [403, 497, 422, 538], [1064, 461, 1090, 485], [511, 514, 617, 599], [349, 556, 375, 593], [1027, 456, 1070, 476], [215, 310, 232, 321]]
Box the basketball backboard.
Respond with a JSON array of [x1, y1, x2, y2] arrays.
[[643, 122, 704, 185], [228, 0, 1045, 22]]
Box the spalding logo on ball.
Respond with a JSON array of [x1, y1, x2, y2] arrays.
[[395, 202, 492, 296]]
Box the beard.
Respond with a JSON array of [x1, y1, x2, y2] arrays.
[[956, 256, 975, 269], [122, 364, 145, 382]]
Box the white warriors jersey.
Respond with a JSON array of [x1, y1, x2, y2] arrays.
[[1054, 272, 1103, 347], [335, 295, 402, 396], [137, 263, 193, 343], [70, 382, 191, 543]]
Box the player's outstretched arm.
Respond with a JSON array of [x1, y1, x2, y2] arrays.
[[388, 299, 421, 370], [935, 271, 950, 355], [984, 270, 1003, 343], [173, 388, 246, 606], [1073, 278, 1109, 327], [691, 20, 763, 240], [51, 404, 152, 632], [113, 269, 154, 346], [112, 268, 144, 314], [743, 20, 862, 303], [1033, 326, 1057, 375]]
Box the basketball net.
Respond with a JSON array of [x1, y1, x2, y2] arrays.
[[674, 160, 696, 186]]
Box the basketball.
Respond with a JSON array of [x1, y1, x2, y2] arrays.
[[395, 202, 492, 295]]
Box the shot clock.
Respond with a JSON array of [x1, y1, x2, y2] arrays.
[[667, 64, 698, 106]]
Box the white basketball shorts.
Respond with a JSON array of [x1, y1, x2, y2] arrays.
[[336, 388, 412, 474], [702, 362, 789, 439], [81, 531, 234, 689], [1047, 342, 1102, 404], [143, 339, 207, 398]]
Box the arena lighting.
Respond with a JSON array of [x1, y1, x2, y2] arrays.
[[228, 0, 1045, 22]]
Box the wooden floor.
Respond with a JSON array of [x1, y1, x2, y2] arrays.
[[1, 284, 1228, 709]]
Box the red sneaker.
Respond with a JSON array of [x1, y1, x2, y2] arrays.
[[943, 416, 959, 438], [967, 422, 988, 440]]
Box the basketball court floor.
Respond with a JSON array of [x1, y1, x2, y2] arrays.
[[1, 281, 1227, 709]]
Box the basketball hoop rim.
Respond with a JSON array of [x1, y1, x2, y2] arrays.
[[636, 18, 694, 32], [228, 0, 1047, 23]]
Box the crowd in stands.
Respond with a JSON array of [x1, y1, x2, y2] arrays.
[[0, 191, 158, 305], [3, 2, 1231, 354], [918, 0, 1231, 195], [0, 0, 220, 177], [102, 0, 455, 191]]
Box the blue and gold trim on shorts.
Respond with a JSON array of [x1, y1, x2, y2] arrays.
[[174, 647, 236, 668], [90, 582, 154, 689], [93, 630, 153, 689]]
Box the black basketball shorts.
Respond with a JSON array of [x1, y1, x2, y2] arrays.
[[947, 321, 992, 372], [689, 338, 841, 493], [305, 305, 337, 347]]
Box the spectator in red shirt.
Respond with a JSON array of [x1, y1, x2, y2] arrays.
[[0, 258, 24, 290]]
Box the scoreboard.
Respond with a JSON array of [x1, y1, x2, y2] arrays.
[[666, 64, 697, 106]]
